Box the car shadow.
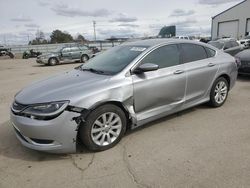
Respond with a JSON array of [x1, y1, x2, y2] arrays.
[[0, 104, 210, 161], [237, 74, 250, 82], [125, 105, 201, 136]]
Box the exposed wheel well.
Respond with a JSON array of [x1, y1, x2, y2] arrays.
[[218, 74, 230, 88], [76, 101, 131, 149]]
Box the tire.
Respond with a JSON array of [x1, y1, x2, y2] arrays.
[[79, 104, 127, 151], [23, 54, 29, 59], [9, 52, 14, 59], [48, 58, 58, 66], [208, 77, 229, 107], [80, 54, 89, 63]]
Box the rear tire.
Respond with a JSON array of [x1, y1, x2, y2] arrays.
[[80, 54, 89, 63], [208, 77, 229, 107], [48, 58, 58, 66], [79, 104, 127, 151]]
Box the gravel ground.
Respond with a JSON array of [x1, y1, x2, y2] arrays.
[[0, 58, 250, 188]]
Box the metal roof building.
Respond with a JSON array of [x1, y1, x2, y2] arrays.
[[211, 0, 250, 40]]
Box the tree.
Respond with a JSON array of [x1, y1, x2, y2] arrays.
[[29, 30, 48, 45], [50, 30, 74, 43], [75, 34, 86, 43], [36, 30, 45, 41]]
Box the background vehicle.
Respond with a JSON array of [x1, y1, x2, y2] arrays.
[[235, 49, 250, 75], [239, 36, 250, 49], [23, 49, 42, 59], [36, 44, 93, 66], [0, 46, 14, 58], [11, 39, 237, 153], [208, 38, 243, 56], [174, 36, 191, 40]]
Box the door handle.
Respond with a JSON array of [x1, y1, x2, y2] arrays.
[[174, 70, 185, 75], [208, 63, 215, 67]]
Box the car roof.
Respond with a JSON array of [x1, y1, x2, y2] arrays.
[[217, 38, 237, 42], [122, 38, 204, 48]]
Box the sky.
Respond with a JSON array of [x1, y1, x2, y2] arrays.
[[0, 0, 243, 45]]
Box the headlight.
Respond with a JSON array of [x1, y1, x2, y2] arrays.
[[22, 101, 69, 117]]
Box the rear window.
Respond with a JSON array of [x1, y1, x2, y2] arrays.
[[181, 44, 207, 63]]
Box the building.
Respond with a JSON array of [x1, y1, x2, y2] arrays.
[[211, 0, 250, 40]]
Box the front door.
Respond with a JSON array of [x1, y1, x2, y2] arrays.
[[132, 44, 186, 122]]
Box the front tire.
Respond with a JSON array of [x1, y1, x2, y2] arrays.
[[209, 77, 229, 107], [48, 58, 58, 66], [80, 104, 127, 151]]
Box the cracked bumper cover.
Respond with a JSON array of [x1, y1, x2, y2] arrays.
[[10, 110, 79, 153]]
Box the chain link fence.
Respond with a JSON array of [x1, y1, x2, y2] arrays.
[[5, 41, 123, 57]]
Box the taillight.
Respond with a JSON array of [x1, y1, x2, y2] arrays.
[[235, 57, 241, 68]]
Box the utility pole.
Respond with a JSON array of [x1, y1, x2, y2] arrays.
[[93, 20, 96, 42], [4, 35, 6, 45]]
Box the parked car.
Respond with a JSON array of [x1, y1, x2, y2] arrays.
[[239, 36, 250, 49], [174, 36, 191, 40], [23, 49, 42, 59], [208, 38, 243, 56], [235, 49, 250, 75], [36, 45, 93, 66], [0, 46, 14, 58], [11, 39, 238, 153]]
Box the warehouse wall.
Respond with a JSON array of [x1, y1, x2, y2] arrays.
[[212, 0, 250, 40]]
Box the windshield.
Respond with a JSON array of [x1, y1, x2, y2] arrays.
[[208, 41, 224, 49], [80, 45, 148, 75]]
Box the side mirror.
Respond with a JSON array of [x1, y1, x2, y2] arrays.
[[133, 63, 159, 74]]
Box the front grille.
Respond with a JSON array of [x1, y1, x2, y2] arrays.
[[12, 101, 28, 113]]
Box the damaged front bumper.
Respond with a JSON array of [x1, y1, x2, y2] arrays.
[[10, 110, 80, 153]]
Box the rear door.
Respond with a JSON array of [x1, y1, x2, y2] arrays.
[[70, 47, 82, 60], [180, 43, 219, 106], [132, 44, 186, 121], [61, 47, 72, 61]]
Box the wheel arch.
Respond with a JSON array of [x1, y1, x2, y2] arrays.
[[88, 101, 131, 129], [81, 54, 89, 60], [75, 100, 132, 149], [217, 73, 231, 88], [48, 56, 59, 63]]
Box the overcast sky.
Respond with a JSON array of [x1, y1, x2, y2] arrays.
[[0, 0, 243, 44]]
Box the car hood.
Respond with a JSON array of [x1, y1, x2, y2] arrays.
[[15, 69, 111, 104]]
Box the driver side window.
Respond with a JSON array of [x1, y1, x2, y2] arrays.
[[140, 45, 180, 69], [62, 48, 70, 53]]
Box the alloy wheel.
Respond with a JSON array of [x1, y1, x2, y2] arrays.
[[214, 81, 228, 104], [91, 112, 122, 146]]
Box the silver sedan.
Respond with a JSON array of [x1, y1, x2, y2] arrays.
[[10, 39, 238, 153]]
